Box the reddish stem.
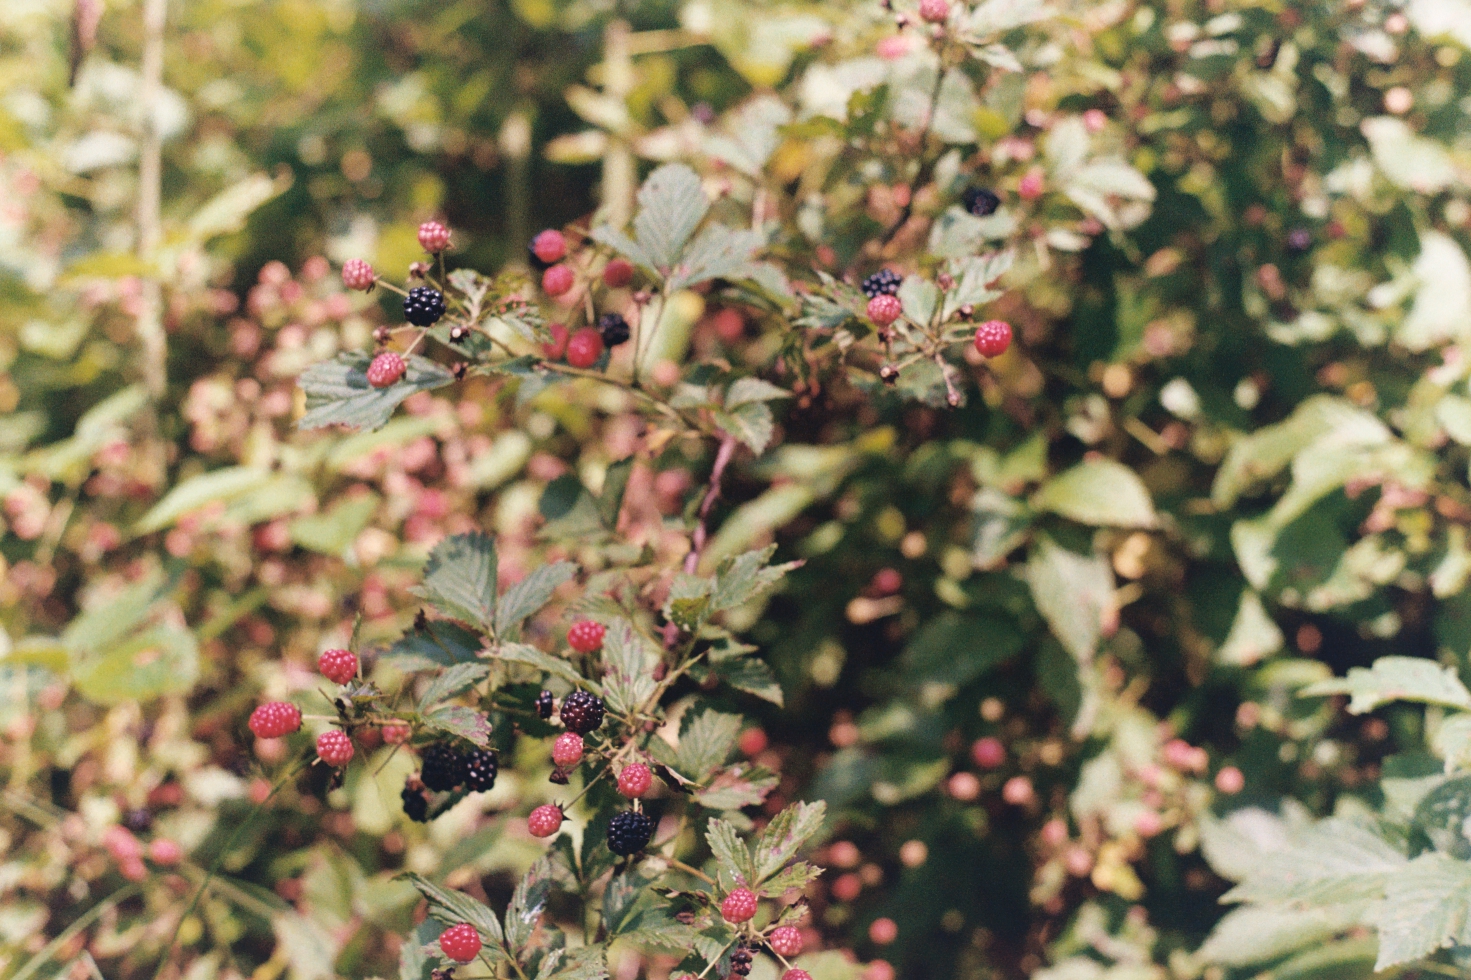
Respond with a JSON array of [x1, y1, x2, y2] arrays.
[[683, 435, 736, 576]]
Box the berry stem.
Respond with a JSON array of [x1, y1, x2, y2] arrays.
[[375, 279, 410, 298], [667, 857, 715, 884]]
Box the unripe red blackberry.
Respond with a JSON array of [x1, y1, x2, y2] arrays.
[[617, 763, 652, 798], [463, 747, 499, 792], [317, 648, 358, 685], [782, 971, 813, 980], [606, 809, 654, 855], [567, 620, 606, 653], [973, 320, 1012, 358], [417, 221, 451, 254], [341, 259, 375, 291], [316, 730, 354, 766], [438, 923, 481, 963], [248, 702, 302, 739], [866, 294, 902, 327], [559, 691, 605, 734], [769, 926, 803, 957], [721, 887, 758, 923], [971, 736, 1005, 768], [528, 804, 565, 838], [148, 838, 183, 865], [918, 0, 949, 22], [603, 258, 634, 288], [420, 742, 467, 792], [383, 722, 411, 744], [366, 351, 407, 388], [552, 731, 584, 767], [542, 264, 575, 297], [566, 328, 604, 369], [542, 323, 569, 360], [532, 229, 567, 264]]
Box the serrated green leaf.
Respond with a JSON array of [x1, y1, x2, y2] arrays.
[[496, 562, 578, 638], [753, 801, 826, 882], [705, 818, 753, 883], [726, 377, 791, 409], [504, 857, 554, 955], [1024, 537, 1114, 664], [941, 250, 1013, 321], [132, 466, 273, 535], [542, 945, 607, 980], [693, 764, 779, 810], [688, 654, 783, 706], [400, 920, 441, 980], [631, 163, 709, 269], [384, 621, 483, 669], [419, 663, 490, 709], [897, 275, 939, 328], [71, 626, 200, 706], [667, 573, 713, 632], [667, 225, 764, 291], [1031, 458, 1157, 529], [493, 643, 596, 693], [1302, 656, 1471, 714], [298, 352, 455, 432], [601, 622, 658, 716], [710, 546, 797, 613], [597, 457, 635, 529], [756, 860, 823, 897], [677, 709, 741, 778], [1370, 852, 1471, 970], [1414, 776, 1471, 857], [1222, 819, 1405, 906], [423, 705, 492, 748], [397, 873, 506, 950], [62, 568, 172, 653], [413, 532, 498, 632], [1197, 903, 1368, 968], [713, 402, 775, 456], [1433, 717, 1471, 774]]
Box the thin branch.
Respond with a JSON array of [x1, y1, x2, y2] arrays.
[[11, 885, 141, 980], [684, 435, 737, 575]]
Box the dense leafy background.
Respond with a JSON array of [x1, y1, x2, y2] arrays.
[[9, 0, 1471, 978]]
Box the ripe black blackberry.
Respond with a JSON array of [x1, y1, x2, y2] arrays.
[[463, 747, 498, 792], [419, 742, 466, 792], [404, 287, 446, 326], [861, 269, 902, 298], [560, 691, 605, 734], [962, 187, 1001, 217], [402, 785, 429, 822], [607, 809, 654, 855], [730, 946, 754, 977], [597, 313, 630, 347], [534, 690, 555, 720]]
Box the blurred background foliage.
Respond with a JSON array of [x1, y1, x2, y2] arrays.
[[8, 0, 1471, 978]]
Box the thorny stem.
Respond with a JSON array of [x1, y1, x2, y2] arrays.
[[684, 435, 737, 575], [879, 35, 954, 248]]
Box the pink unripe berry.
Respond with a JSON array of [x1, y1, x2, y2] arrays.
[[316, 730, 354, 766], [739, 728, 768, 756], [565, 328, 604, 369], [341, 259, 375, 291], [528, 804, 565, 838], [1133, 810, 1164, 838], [366, 351, 407, 388], [382, 723, 412, 745], [1215, 766, 1245, 794], [1083, 108, 1108, 133], [418, 221, 451, 253], [542, 264, 575, 297], [438, 923, 482, 963], [866, 294, 902, 327], [783, 972, 814, 980], [532, 229, 567, 264], [721, 887, 758, 923], [317, 648, 358, 685], [617, 763, 653, 798], [543, 323, 569, 360], [973, 320, 1013, 358], [947, 771, 981, 801], [769, 925, 804, 958], [103, 825, 142, 861], [552, 731, 584, 767], [971, 736, 1005, 769], [869, 917, 898, 945], [1001, 775, 1035, 806], [603, 258, 634, 288], [918, 0, 949, 22], [567, 619, 606, 653], [248, 701, 302, 739], [1018, 168, 1045, 200], [148, 838, 183, 865], [1040, 818, 1068, 848]]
